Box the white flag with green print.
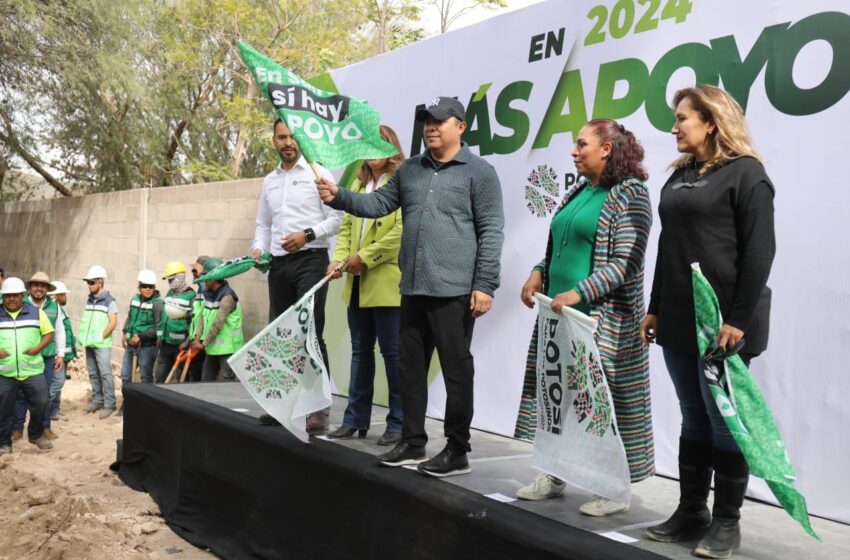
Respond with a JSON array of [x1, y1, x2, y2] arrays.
[[531, 294, 631, 504], [228, 278, 331, 443]]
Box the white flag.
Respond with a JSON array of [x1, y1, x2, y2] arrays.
[[228, 278, 332, 443], [531, 294, 631, 504]]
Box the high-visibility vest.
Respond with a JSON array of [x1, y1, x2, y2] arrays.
[[60, 307, 77, 361], [200, 283, 244, 356], [158, 288, 196, 346], [24, 295, 58, 357], [189, 292, 203, 340], [79, 291, 117, 349], [0, 303, 46, 379], [125, 293, 161, 342]]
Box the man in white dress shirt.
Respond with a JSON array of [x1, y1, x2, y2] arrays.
[[252, 118, 343, 434]]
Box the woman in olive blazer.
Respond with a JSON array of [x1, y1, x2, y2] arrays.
[[326, 125, 405, 446]]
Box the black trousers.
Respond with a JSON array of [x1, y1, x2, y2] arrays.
[[400, 295, 475, 453], [268, 250, 330, 371], [202, 354, 236, 382], [153, 343, 180, 384]]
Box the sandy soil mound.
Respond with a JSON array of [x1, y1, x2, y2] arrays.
[[0, 361, 216, 560]]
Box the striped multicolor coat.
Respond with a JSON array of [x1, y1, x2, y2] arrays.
[[515, 176, 655, 482]]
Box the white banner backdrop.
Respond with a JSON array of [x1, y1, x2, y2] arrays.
[[327, 0, 850, 523]]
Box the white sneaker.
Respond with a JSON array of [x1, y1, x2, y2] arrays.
[[516, 473, 566, 501], [579, 495, 629, 516]]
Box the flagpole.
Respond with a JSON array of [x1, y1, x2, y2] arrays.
[[533, 293, 598, 330], [308, 161, 322, 181]]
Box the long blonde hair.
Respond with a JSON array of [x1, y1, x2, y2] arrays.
[[670, 85, 762, 174], [357, 125, 405, 187]]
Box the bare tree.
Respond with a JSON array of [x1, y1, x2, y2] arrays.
[[369, 0, 423, 53], [430, 0, 506, 34]]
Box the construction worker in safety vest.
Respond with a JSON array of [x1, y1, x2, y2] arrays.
[[190, 259, 244, 382], [46, 281, 76, 422], [0, 277, 55, 454], [153, 261, 196, 383], [11, 272, 66, 443], [181, 256, 213, 382], [120, 270, 163, 396], [79, 265, 119, 419]]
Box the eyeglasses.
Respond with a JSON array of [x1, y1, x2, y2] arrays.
[[85, 280, 98, 286], [139, 284, 156, 290]]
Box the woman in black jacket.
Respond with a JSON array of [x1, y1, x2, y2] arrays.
[[641, 85, 775, 559]]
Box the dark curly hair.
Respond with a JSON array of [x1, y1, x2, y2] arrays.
[[584, 118, 648, 187]]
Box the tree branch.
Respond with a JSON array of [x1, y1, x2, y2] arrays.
[[0, 107, 72, 197]]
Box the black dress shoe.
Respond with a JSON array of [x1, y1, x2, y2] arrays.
[[417, 446, 471, 477], [377, 430, 402, 446], [258, 414, 281, 426], [377, 442, 426, 467], [327, 426, 367, 440]]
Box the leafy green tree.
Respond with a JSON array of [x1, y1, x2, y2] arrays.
[[0, 0, 424, 196]]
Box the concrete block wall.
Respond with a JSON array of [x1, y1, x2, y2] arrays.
[[0, 179, 270, 361], [0, 179, 371, 400]]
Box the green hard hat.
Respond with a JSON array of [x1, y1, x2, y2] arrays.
[[202, 258, 224, 274]]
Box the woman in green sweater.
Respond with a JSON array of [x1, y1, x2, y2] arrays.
[[514, 119, 655, 516]]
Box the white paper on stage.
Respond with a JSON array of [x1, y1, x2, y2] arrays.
[[229, 278, 332, 443], [530, 294, 631, 505]]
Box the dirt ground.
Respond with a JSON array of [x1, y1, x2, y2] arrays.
[[0, 361, 217, 560]]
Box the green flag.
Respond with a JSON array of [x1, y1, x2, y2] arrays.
[[237, 41, 397, 169], [691, 263, 819, 539], [196, 253, 272, 284]]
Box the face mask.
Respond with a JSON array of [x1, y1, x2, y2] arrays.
[[167, 273, 187, 293]]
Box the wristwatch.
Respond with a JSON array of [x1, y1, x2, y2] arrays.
[[303, 228, 316, 243]]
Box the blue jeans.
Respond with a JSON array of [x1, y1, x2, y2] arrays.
[[1, 374, 48, 446], [121, 345, 157, 385], [12, 355, 54, 432], [663, 348, 752, 452], [86, 347, 116, 409], [49, 362, 68, 418], [341, 286, 402, 432]]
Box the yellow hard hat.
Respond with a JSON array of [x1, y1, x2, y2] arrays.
[[162, 260, 187, 279]]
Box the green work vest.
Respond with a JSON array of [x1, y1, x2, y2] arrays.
[[125, 293, 160, 342], [0, 303, 46, 379], [189, 293, 204, 340], [61, 308, 77, 361], [158, 288, 196, 346], [24, 295, 58, 357], [201, 283, 244, 356], [79, 291, 117, 349]]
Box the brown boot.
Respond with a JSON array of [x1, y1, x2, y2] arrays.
[[306, 408, 330, 436], [43, 428, 59, 440], [11, 431, 22, 442], [29, 436, 54, 450]]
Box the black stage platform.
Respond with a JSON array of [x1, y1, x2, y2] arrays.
[[118, 383, 846, 560]]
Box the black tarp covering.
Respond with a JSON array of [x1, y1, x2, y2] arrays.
[[119, 384, 665, 560]]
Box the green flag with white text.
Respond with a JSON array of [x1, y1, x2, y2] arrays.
[[237, 41, 397, 169], [691, 263, 819, 539]]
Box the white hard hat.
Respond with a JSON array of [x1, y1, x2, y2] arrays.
[[137, 269, 158, 286], [164, 297, 188, 320], [84, 265, 108, 281], [47, 281, 70, 295], [1, 277, 27, 295]]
